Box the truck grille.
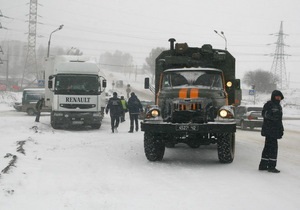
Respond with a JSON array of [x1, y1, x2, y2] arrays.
[[173, 102, 202, 111], [60, 104, 96, 109], [171, 99, 206, 123]]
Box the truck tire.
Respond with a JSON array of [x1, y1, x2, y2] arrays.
[[27, 108, 35, 116], [217, 133, 235, 163], [144, 132, 165, 161], [91, 124, 101, 129], [51, 121, 60, 129]]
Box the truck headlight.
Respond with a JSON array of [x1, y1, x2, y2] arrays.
[[218, 106, 234, 119], [219, 109, 228, 118], [226, 81, 233, 88], [146, 108, 160, 119], [151, 109, 159, 117]]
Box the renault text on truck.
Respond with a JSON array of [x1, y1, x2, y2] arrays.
[[142, 38, 242, 163], [45, 56, 107, 129]]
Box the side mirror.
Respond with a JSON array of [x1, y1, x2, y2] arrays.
[[144, 78, 150, 89], [102, 80, 107, 88], [234, 79, 241, 90], [48, 80, 53, 89]]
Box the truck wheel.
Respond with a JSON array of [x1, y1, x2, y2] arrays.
[[91, 124, 101, 129], [51, 121, 60, 129], [217, 133, 235, 163], [27, 108, 35, 116], [144, 132, 165, 161]]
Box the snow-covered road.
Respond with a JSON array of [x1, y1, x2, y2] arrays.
[[1, 108, 300, 210]]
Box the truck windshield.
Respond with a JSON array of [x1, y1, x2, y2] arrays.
[[54, 75, 99, 95], [162, 70, 223, 89]]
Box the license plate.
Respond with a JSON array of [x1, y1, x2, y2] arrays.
[[176, 125, 199, 131], [72, 121, 84, 125]]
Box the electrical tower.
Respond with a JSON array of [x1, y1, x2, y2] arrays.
[[270, 21, 289, 89], [22, 0, 39, 87]]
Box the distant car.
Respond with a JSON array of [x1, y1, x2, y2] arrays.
[[13, 102, 22, 111], [234, 105, 263, 130], [115, 80, 123, 88], [139, 100, 155, 119], [19, 88, 51, 115]]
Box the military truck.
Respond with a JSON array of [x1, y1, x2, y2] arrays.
[[142, 38, 241, 163]]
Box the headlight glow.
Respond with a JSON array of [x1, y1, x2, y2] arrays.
[[219, 109, 228, 118], [151, 109, 159, 117], [226, 81, 233, 88], [145, 108, 160, 119]]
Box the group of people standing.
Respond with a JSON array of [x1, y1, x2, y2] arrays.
[[105, 91, 143, 133]]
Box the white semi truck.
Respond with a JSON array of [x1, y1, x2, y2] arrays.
[[44, 56, 107, 129]]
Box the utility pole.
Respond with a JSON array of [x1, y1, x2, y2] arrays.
[[0, 11, 11, 89], [0, 47, 9, 89], [22, 0, 39, 88], [270, 21, 289, 89]]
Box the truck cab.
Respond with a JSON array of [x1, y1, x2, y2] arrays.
[[45, 56, 107, 129], [141, 38, 242, 163]]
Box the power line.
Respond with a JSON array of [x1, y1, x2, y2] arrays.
[[269, 21, 289, 89], [22, 0, 39, 87]]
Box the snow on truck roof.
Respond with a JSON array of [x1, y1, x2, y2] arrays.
[[55, 62, 102, 75]]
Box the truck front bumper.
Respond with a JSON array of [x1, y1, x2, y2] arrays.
[[52, 111, 102, 126], [141, 120, 236, 133]]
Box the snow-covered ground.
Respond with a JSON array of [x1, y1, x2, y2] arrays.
[[1, 73, 300, 210]]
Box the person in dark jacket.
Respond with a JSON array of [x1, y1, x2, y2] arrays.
[[106, 92, 123, 133], [127, 92, 143, 133], [259, 90, 284, 173], [35, 97, 44, 122]]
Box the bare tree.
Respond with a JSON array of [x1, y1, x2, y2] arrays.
[[99, 50, 133, 73], [144, 47, 166, 77], [243, 69, 278, 93]]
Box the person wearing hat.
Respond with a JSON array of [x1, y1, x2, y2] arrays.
[[35, 97, 44, 122], [259, 90, 284, 173], [127, 92, 143, 133], [105, 92, 123, 133]]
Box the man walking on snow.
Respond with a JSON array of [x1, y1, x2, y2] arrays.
[[127, 92, 143, 133], [259, 90, 284, 173], [106, 92, 123, 133]]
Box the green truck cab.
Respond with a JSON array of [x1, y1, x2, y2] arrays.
[[142, 38, 241, 163]]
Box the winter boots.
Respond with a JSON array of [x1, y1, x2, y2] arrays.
[[268, 168, 280, 173]]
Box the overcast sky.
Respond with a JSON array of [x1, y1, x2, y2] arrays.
[[1, 0, 300, 88]]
